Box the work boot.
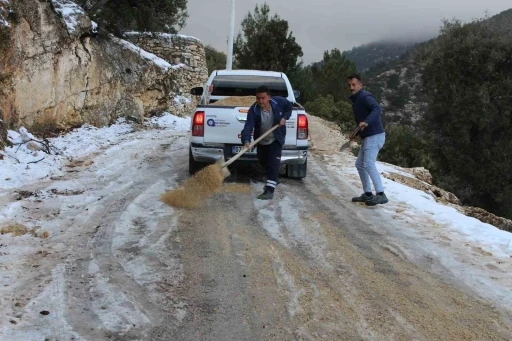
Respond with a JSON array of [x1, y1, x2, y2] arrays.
[[263, 180, 280, 192], [257, 190, 274, 200], [365, 193, 389, 206], [351, 193, 374, 203]]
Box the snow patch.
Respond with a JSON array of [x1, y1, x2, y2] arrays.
[[145, 112, 190, 131], [278, 196, 331, 269], [0, 264, 84, 341], [340, 160, 512, 259], [0, 112, 194, 191], [50, 0, 86, 34], [0, 0, 9, 27], [0, 118, 133, 190], [253, 188, 290, 247], [89, 265, 151, 332], [91, 20, 97, 33]]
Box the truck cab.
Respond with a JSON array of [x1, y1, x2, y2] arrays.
[[188, 69, 309, 178]]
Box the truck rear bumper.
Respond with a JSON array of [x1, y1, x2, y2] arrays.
[[190, 144, 308, 165]]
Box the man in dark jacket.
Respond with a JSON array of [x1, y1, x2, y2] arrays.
[[241, 86, 292, 200], [348, 74, 388, 206]]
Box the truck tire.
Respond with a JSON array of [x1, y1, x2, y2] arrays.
[[189, 148, 207, 175], [286, 159, 307, 179]]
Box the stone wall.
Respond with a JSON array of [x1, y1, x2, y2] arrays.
[[124, 32, 208, 117]]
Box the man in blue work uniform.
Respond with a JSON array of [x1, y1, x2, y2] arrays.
[[348, 74, 388, 206], [241, 86, 292, 200]]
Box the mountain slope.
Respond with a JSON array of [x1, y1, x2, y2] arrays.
[[358, 8, 512, 128], [341, 40, 419, 72]]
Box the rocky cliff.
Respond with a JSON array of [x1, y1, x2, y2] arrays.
[[0, 0, 207, 138]]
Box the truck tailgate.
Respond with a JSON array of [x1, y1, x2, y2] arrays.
[[203, 106, 248, 144], [202, 106, 299, 146]]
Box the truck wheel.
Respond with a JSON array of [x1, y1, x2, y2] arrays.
[[189, 148, 207, 175], [286, 159, 307, 179]]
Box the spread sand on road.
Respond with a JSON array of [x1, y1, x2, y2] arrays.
[[161, 164, 225, 209]]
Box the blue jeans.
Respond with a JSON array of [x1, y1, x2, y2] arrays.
[[355, 133, 385, 193]]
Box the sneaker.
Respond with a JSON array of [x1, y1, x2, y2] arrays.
[[352, 193, 374, 203], [365, 193, 389, 206], [257, 190, 274, 200]]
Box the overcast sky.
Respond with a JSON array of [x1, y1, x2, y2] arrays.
[[180, 0, 511, 65]]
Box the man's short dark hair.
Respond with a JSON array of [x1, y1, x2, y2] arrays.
[[348, 73, 361, 81], [256, 85, 270, 95]]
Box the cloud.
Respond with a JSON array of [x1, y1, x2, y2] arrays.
[[181, 0, 511, 65]]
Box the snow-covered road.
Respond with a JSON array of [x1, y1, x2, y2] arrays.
[[0, 114, 511, 340]]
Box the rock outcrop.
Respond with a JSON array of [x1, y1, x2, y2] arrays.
[[0, 0, 207, 134], [459, 206, 512, 233], [0, 110, 9, 152], [382, 170, 461, 206]]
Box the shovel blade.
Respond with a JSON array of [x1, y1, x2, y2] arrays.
[[216, 158, 231, 179], [339, 141, 351, 152]]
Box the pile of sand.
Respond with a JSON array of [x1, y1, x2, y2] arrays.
[[210, 96, 255, 107], [161, 164, 225, 209]]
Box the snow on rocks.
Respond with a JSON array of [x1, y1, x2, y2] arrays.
[[0, 0, 9, 27], [111, 35, 183, 72], [50, 0, 92, 36], [146, 112, 190, 131]]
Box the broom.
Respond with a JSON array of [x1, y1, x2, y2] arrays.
[[161, 124, 280, 209]]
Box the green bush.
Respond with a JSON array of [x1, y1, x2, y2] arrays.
[[205, 45, 226, 74], [378, 124, 434, 169], [386, 73, 400, 89], [87, 0, 188, 36], [305, 95, 354, 132]]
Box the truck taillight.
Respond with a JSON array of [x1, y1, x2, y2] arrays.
[[192, 111, 204, 136], [297, 114, 308, 140]]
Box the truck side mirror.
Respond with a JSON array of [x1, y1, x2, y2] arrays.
[[190, 87, 204, 96], [293, 90, 300, 99]]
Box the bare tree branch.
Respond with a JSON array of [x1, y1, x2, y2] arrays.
[[0, 151, 20, 163], [27, 158, 45, 164], [12, 138, 64, 156]]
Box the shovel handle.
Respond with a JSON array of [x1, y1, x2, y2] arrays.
[[349, 126, 361, 139], [221, 124, 280, 168]]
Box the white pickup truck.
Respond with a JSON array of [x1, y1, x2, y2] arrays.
[[188, 69, 309, 178]]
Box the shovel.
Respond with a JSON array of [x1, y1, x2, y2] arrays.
[[339, 126, 361, 152], [217, 124, 280, 178]]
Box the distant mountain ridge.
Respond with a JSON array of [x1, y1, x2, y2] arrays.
[[350, 8, 512, 128], [341, 41, 420, 72]]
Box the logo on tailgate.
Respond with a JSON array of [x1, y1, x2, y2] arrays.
[[207, 119, 215, 127]]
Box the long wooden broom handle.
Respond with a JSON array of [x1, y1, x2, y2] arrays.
[[221, 124, 280, 168]]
